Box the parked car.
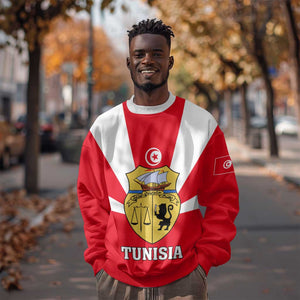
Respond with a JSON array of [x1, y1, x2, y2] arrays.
[[0, 117, 25, 170], [275, 116, 299, 136], [15, 113, 58, 151], [250, 116, 267, 129]]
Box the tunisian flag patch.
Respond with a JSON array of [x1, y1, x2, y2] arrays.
[[213, 155, 234, 175]]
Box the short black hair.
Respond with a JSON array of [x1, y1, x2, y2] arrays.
[[127, 18, 174, 48]]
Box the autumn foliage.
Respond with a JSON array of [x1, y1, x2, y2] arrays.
[[0, 1, 93, 51], [43, 18, 126, 91], [143, 0, 300, 155]]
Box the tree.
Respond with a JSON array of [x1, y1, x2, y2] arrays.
[[280, 0, 300, 137], [147, 0, 285, 156], [43, 18, 125, 92], [0, 1, 93, 194], [145, 0, 259, 141], [234, 0, 281, 157]]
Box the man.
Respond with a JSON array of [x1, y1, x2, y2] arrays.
[[77, 19, 239, 299]]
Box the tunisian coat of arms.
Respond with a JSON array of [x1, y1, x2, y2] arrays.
[[125, 166, 180, 244]]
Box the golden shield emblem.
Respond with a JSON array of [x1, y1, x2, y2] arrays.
[[125, 166, 180, 244]]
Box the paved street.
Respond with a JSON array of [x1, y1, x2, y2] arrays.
[[0, 137, 299, 299], [208, 139, 300, 300], [0, 152, 79, 197]]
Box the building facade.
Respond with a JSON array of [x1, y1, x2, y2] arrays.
[[0, 32, 28, 122]]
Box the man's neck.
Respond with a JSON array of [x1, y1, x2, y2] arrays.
[[133, 87, 170, 106]]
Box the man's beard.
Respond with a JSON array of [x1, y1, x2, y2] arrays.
[[131, 70, 169, 92]]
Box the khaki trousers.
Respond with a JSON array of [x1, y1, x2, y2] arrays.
[[96, 266, 208, 300]]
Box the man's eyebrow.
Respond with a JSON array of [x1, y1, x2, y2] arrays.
[[133, 48, 164, 52]]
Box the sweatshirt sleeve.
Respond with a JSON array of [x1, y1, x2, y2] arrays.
[[77, 131, 110, 275], [195, 126, 239, 275]]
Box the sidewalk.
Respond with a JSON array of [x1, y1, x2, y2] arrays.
[[227, 135, 300, 189], [0, 153, 96, 299], [0, 152, 80, 197]]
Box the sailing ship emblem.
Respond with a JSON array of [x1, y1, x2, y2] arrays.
[[125, 166, 180, 244]]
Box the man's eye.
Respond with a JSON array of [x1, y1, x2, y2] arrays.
[[135, 53, 144, 58]]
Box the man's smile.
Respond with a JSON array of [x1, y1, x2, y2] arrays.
[[139, 69, 158, 79], [140, 68, 158, 74], [141, 70, 155, 74]]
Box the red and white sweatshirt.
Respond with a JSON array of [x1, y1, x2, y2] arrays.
[[77, 93, 239, 287]]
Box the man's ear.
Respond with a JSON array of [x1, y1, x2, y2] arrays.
[[126, 57, 130, 69], [169, 56, 174, 69]]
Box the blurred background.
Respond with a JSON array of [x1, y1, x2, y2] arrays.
[[0, 0, 299, 299], [0, 0, 299, 191]]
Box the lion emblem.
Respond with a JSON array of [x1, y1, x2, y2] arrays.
[[155, 203, 174, 230]]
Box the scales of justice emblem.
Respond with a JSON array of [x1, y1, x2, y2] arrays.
[[125, 166, 180, 244]]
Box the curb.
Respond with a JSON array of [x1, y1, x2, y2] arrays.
[[228, 138, 300, 189], [249, 156, 300, 189], [283, 176, 300, 188]]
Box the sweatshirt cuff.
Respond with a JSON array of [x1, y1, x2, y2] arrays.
[[197, 253, 212, 275], [92, 258, 106, 276]]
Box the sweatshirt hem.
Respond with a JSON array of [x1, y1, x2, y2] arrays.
[[103, 261, 198, 288]]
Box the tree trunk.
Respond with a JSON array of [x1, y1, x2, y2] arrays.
[[256, 54, 278, 157], [25, 45, 41, 194], [224, 89, 233, 136], [251, 3, 279, 157], [289, 58, 300, 137], [193, 81, 215, 113], [264, 71, 278, 157], [282, 0, 300, 137], [216, 92, 222, 124], [240, 82, 251, 144]]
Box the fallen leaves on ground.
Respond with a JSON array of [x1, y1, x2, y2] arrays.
[[1, 268, 22, 291], [47, 259, 59, 265], [0, 187, 78, 291], [262, 288, 270, 294], [50, 280, 62, 286], [243, 257, 252, 263], [294, 209, 300, 216], [63, 221, 75, 233]]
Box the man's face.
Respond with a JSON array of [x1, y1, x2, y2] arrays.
[[127, 33, 174, 93]]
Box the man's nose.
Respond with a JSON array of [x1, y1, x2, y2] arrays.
[[142, 53, 153, 64]]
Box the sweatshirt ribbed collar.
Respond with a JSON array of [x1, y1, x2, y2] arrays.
[[126, 92, 176, 115]]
